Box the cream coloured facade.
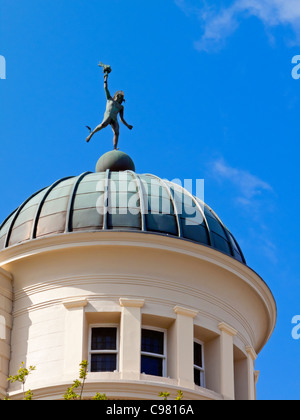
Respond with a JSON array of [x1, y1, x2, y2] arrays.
[[0, 229, 276, 400]]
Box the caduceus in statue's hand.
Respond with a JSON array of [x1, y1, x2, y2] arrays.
[[86, 62, 133, 150]]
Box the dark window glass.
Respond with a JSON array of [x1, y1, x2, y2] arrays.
[[194, 342, 204, 387], [194, 368, 201, 387], [194, 342, 202, 368], [91, 328, 117, 351], [107, 213, 141, 229], [91, 354, 116, 372], [211, 232, 232, 255], [181, 219, 209, 244], [145, 213, 178, 236], [142, 329, 164, 355], [141, 355, 163, 377]]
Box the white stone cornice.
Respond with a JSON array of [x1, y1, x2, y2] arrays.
[[254, 370, 260, 385], [119, 298, 145, 308], [174, 305, 198, 318], [246, 345, 258, 361], [63, 298, 88, 309], [218, 322, 238, 337]]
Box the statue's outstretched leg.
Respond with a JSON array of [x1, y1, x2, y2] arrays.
[[86, 120, 109, 143], [111, 120, 120, 150]]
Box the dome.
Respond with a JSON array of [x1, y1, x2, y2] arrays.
[[0, 170, 246, 264]]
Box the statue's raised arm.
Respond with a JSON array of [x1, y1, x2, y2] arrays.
[[103, 73, 112, 100], [99, 62, 112, 99], [86, 62, 133, 150]]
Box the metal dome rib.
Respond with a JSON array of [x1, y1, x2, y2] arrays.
[[4, 186, 49, 248], [143, 173, 182, 238], [0, 171, 246, 264], [31, 177, 74, 240], [127, 171, 146, 232], [65, 172, 92, 233]]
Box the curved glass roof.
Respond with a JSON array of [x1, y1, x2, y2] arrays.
[[0, 171, 246, 264]]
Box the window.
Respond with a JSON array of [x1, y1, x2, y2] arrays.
[[89, 326, 118, 372], [194, 340, 205, 387], [141, 328, 166, 377]]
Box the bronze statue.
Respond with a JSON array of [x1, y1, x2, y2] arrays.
[[86, 62, 133, 150]]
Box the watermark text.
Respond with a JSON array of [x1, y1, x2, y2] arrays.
[[95, 174, 205, 226], [291, 315, 300, 340], [292, 55, 300, 80], [0, 55, 6, 79]]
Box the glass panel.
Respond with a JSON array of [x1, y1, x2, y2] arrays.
[[91, 354, 116, 372], [194, 342, 202, 368], [77, 178, 102, 194], [36, 212, 67, 237], [205, 214, 227, 237], [227, 231, 245, 262], [9, 222, 34, 245], [142, 329, 164, 355], [140, 177, 170, 200], [232, 251, 244, 263], [12, 189, 46, 228], [74, 192, 103, 209], [0, 212, 16, 242], [108, 192, 139, 208], [145, 213, 178, 236], [211, 232, 232, 255], [194, 368, 201, 386], [141, 355, 163, 377], [107, 213, 141, 229], [147, 196, 174, 215], [181, 219, 209, 244], [91, 328, 117, 351], [72, 208, 103, 230]]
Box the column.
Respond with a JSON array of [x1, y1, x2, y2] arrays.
[[63, 298, 88, 378], [246, 346, 258, 401], [0, 268, 13, 399], [218, 322, 237, 400], [173, 306, 198, 388], [119, 298, 145, 380]]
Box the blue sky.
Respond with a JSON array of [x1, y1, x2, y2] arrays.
[[0, 0, 300, 400]]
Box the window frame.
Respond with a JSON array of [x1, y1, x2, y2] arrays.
[[194, 338, 205, 388], [141, 326, 167, 378], [88, 324, 119, 373]]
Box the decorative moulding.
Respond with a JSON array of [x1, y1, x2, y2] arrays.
[[246, 345, 258, 361], [218, 322, 238, 337], [119, 298, 145, 308], [63, 298, 88, 309], [173, 305, 198, 319]]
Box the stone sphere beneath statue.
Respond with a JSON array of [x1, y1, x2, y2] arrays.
[[95, 150, 136, 172]]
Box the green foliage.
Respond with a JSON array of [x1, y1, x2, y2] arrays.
[[62, 361, 109, 400], [159, 390, 184, 400], [7, 362, 36, 385], [24, 389, 34, 401], [92, 393, 108, 400], [175, 390, 183, 400], [63, 380, 81, 401], [7, 362, 36, 400], [5, 360, 184, 401], [63, 360, 88, 400], [158, 391, 170, 400]]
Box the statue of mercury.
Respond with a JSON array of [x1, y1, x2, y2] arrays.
[[86, 63, 133, 150]]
